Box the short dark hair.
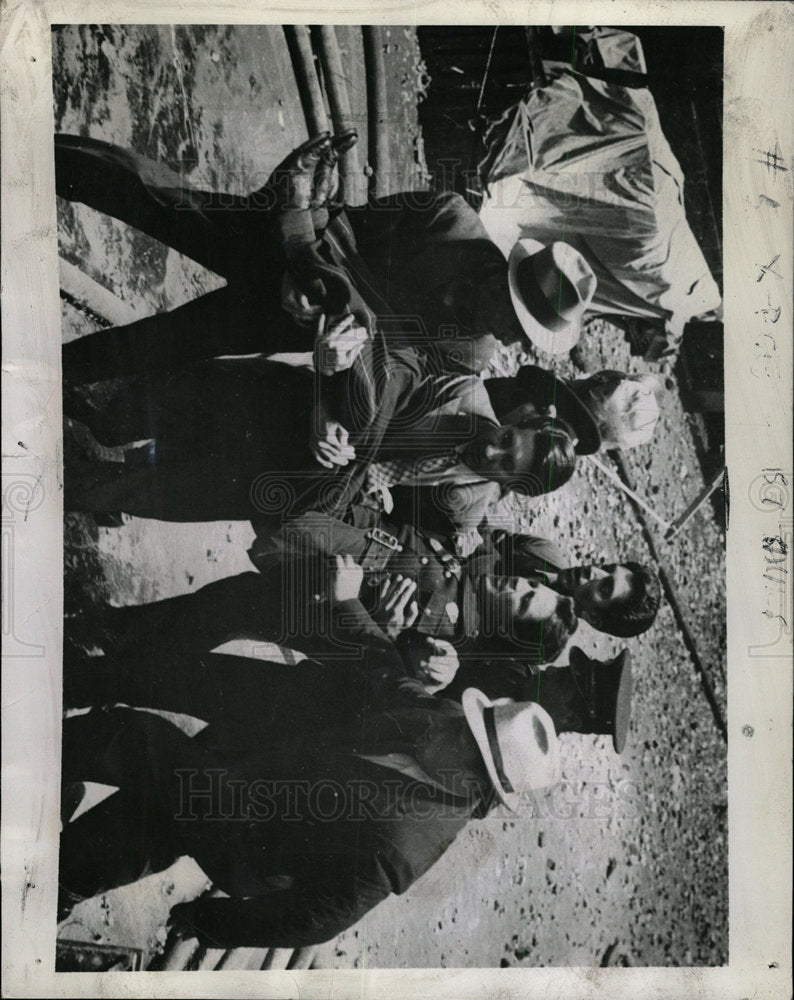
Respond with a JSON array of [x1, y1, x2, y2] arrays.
[[508, 415, 578, 497], [511, 593, 578, 664], [584, 561, 662, 638]]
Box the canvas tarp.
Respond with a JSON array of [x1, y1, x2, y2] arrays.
[[478, 64, 722, 353]]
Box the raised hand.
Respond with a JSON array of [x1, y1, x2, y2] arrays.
[[311, 128, 359, 210], [376, 574, 419, 639], [331, 553, 364, 603], [267, 132, 332, 212], [309, 396, 356, 469], [314, 313, 368, 375], [415, 636, 460, 693], [280, 271, 324, 328]]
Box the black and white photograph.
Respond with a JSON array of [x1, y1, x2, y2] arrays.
[[1, 3, 792, 996]]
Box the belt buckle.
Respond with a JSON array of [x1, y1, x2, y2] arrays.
[[369, 527, 401, 551]]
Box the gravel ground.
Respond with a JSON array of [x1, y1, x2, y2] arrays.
[[54, 25, 727, 968]]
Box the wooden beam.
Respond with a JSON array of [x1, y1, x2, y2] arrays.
[[289, 946, 318, 969], [608, 450, 728, 742], [587, 454, 672, 532], [216, 947, 270, 970], [146, 933, 200, 971], [261, 947, 294, 969], [315, 25, 368, 206], [664, 466, 727, 540], [363, 26, 390, 198], [284, 25, 330, 137]]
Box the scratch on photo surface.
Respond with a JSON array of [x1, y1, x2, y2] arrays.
[[21, 863, 36, 911], [382, 712, 405, 733], [21, 596, 51, 627], [24, 474, 43, 521], [3, 693, 30, 710]]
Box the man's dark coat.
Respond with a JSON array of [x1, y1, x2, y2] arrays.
[[61, 599, 492, 947]]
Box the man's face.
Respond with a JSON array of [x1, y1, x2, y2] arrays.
[[480, 575, 560, 628], [461, 423, 538, 481], [563, 564, 635, 616]]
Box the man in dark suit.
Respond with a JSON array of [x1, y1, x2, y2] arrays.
[[56, 132, 533, 384], [60, 556, 563, 947]]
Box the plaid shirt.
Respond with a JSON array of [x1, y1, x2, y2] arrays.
[[365, 451, 462, 495]]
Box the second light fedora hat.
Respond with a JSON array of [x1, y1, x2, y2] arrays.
[[462, 689, 561, 813], [508, 239, 597, 355]]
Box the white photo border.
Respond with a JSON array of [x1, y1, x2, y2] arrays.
[[1, 1, 791, 996]]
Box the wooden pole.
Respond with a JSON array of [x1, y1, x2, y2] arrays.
[[362, 25, 390, 198], [283, 25, 329, 137], [315, 25, 368, 206], [59, 258, 147, 327], [525, 27, 547, 89], [147, 933, 200, 971], [194, 947, 226, 970], [261, 947, 295, 969], [586, 454, 672, 532], [289, 946, 318, 969], [608, 451, 728, 742], [664, 466, 727, 540], [216, 947, 270, 970]]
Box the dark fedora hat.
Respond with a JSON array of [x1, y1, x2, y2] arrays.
[[568, 646, 633, 753]]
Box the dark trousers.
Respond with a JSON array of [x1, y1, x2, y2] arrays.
[[63, 359, 326, 521], [56, 134, 314, 383], [92, 567, 377, 666], [59, 656, 379, 909], [56, 135, 436, 383], [75, 511, 389, 661], [60, 708, 216, 906], [64, 651, 368, 748]]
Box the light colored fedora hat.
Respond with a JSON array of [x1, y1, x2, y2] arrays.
[[462, 688, 561, 813], [508, 239, 597, 355]]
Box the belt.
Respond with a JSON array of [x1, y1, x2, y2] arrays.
[[359, 527, 403, 573]]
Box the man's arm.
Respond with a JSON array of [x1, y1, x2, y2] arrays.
[[329, 556, 440, 710], [289, 343, 431, 516], [377, 193, 505, 297], [442, 655, 538, 705], [356, 191, 494, 261]]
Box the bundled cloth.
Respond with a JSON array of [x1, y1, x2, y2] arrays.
[[477, 54, 721, 356]]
